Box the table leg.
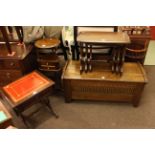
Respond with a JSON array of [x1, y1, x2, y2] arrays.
[[89, 44, 92, 72], [119, 46, 126, 75], [116, 47, 121, 74], [85, 43, 88, 73], [112, 47, 117, 73], [41, 97, 59, 118], [80, 42, 84, 74], [14, 108, 30, 128], [20, 113, 31, 128], [132, 84, 144, 107]]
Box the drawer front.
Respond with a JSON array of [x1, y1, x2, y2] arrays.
[[37, 59, 60, 71], [0, 70, 23, 86], [0, 59, 20, 69]]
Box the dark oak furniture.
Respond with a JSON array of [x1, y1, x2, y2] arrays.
[[73, 26, 118, 60], [0, 26, 23, 55], [62, 60, 148, 107], [77, 32, 130, 74], [125, 39, 149, 64], [0, 43, 37, 87], [120, 26, 151, 64], [0, 100, 13, 129], [1, 71, 58, 127], [35, 38, 63, 89], [35, 38, 61, 72], [0, 26, 37, 88]]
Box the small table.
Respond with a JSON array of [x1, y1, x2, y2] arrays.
[[77, 32, 130, 74], [35, 38, 61, 72], [0, 100, 13, 128], [1, 71, 58, 127]]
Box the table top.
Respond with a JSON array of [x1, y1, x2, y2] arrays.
[[0, 100, 12, 124], [35, 38, 60, 48], [62, 61, 148, 83], [77, 32, 130, 44], [2, 71, 55, 107]]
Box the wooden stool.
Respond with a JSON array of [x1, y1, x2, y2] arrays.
[[35, 38, 61, 72], [1, 71, 58, 128]]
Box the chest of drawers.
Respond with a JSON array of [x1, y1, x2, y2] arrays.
[[0, 43, 37, 87]]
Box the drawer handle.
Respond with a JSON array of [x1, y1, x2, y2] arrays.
[[6, 72, 10, 78], [10, 62, 15, 66]]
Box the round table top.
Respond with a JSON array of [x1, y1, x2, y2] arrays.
[[35, 38, 60, 48]]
